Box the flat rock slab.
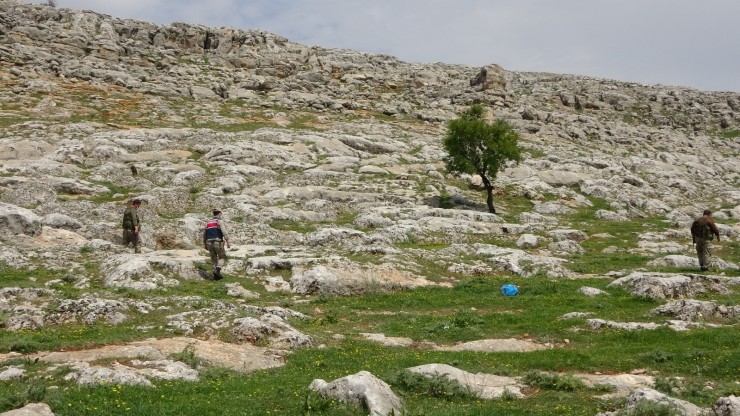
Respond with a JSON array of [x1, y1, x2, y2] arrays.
[[608, 272, 734, 299], [29, 337, 286, 373], [408, 363, 524, 399], [435, 338, 551, 353], [0, 403, 55, 416], [360, 333, 414, 347], [576, 373, 654, 398]]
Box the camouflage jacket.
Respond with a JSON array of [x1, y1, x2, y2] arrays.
[[122, 207, 140, 230]]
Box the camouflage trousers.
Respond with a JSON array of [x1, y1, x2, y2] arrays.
[[205, 239, 227, 269], [122, 229, 140, 253], [695, 237, 711, 269]]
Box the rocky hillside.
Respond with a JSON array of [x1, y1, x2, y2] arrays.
[[1, 0, 739, 415]]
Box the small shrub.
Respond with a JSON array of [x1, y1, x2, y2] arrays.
[[391, 370, 475, 400], [592, 383, 618, 393], [313, 294, 333, 304], [200, 366, 235, 382], [302, 390, 356, 413], [322, 310, 339, 325], [0, 379, 47, 412], [487, 365, 514, 377], [405, 232, 418, 244], [169, 345, 201, 368], [449, 310, 484, 328], [424, 310, 484, 334], [680, 381, 714, 401], [644, 349, 673, 363], [522, 371, 586, 391], [615, 399, 682, 416], [439, 194, 455, 209], [499, 388, 518, 401], [653, 376, 680, 393]]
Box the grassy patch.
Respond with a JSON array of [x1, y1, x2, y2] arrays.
[[558, 197, 673, 274], [0, 324, 169, 354], [1, 272, 737, 414], [719, 129, 740, 139], [189, 120, 275, 132], [269, 220, 317, 234], [86, 182, 140, 203], [0, 115, 31, 128]]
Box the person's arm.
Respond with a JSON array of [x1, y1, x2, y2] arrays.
[[219, 219, 231, 248], [707, 218, 720, 241], [202, 226, 208, 248], [133, 210, 140, 234]]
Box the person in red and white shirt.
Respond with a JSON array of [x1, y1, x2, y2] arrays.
[[202, 209, 230, 279]]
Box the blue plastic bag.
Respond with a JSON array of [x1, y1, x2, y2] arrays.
[[501, 284, 519, 296]]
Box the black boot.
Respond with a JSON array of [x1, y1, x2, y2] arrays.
[[213, 267, 222, 280]]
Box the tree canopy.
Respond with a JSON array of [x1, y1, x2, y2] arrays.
[[443, 104, 522, 213]]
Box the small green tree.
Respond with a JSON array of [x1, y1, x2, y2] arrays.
[[443, 104, 523, 213]]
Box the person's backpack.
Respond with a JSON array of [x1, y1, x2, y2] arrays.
[[122, 208, 135, 230], [690, 216, 712, 240]]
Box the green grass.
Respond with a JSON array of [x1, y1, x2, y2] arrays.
[[291, 277, 682, 343], [189, 121, 275, 132], [269, 219, 317, 234], [1, 328, 139, 355], [719, 129, 740, 139], [1, 262, 739, 415], [5, 331, 737, 415], [0, 115, 31, 128], [268, 212, 360, 235], [85, 182, 141, 203]]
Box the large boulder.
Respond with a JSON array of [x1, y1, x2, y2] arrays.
[[608, 272, 734, 299], [309, 371, 403, 416], [651, 299, 740, 321], [0, 403, 55, 416], [41, 213, 83, 230], [714, 395, 740, 416], [0, 202, 42, 238], [596, 388, 709, 416], [231, 314, 313, 349], [469, 64, 507, 93], [407, 364, 524, 399]]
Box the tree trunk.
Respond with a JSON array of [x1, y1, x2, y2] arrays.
[[480, 174, 496, 214]]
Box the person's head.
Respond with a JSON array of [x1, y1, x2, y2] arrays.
[[703, 209, 712, 216], [131, 199, 141, 207], [212, 209, 222, 217]]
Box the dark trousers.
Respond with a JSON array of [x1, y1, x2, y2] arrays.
[[123, 229, 140, 253]]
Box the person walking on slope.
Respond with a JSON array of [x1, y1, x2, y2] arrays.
[[691, 209, 721, 271], [122, 199, 142, 253], [203, 209, 230, 279]]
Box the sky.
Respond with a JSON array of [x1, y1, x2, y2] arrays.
[[24, 0, 740, 92]]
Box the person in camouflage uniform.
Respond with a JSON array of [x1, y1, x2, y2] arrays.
[[691, 209, 721, 271], [122, 199, 142, 253]]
